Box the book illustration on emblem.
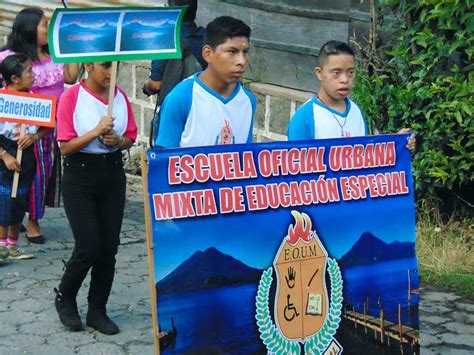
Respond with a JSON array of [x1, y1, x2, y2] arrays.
[[306, 293, 323, 316]]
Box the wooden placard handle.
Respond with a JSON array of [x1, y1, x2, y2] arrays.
[[140, 150, 160, 355], [107, 61, 118, 117], [11, 124, 25, 198]]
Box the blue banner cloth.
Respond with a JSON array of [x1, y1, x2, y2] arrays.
[[146, 134, 419, 354]]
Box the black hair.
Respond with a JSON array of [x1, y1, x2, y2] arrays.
[[100, 62, 113, 68], [78, 62, 114, 80], [318, 40, 355, 67], [2, 7, 48, 62], [0, 53, 31, 85], [204, 16, 251, 49], [169, 0, 197, 22]]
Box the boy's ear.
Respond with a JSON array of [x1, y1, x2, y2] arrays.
[[314, 67, 322, 80], [11, 74, 20, 84], [202, 44, 214, 64]]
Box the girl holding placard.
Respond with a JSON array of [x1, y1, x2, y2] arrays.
[[0, 7, 79, 244], [54, 62, 137, 334], [0, 53, 46, 260]]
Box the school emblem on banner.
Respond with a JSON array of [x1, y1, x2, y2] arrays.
[[255, 211, 344, 354]]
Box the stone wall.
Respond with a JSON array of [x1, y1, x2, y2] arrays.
[[1, 0, 373, 173]]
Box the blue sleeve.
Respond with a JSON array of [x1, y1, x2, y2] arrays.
[[150, 60, 167, 81], [242, 86, 257, 143], [287, 101, 315, 141], [362, 112, 369, 135], [155, 79, 194, 148]]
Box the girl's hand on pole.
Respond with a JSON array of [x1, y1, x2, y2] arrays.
[[95, 115, 114, 136], [17, 134, 38, 150], [101, 131, 122, 147], [2, 153, 21, 172]]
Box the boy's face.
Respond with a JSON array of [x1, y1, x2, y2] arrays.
[[315, 54, 356, 102], [204, 36, 250, 85]]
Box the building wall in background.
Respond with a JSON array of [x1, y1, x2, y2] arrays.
[[1, 0, 372, 145]]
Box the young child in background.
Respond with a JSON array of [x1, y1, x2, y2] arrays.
[[0, 7, 80, 244], [0, 53, 47, 260], [287, 40, 415, 149]]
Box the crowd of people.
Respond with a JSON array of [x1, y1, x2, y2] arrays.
[[0, 6, 137, 334], [0, 0, 415, 336]]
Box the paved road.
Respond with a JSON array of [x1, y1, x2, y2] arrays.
[[0, 175, 472, 354]]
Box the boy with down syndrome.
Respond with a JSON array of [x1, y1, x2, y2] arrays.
[[288, 40, 415, 150]]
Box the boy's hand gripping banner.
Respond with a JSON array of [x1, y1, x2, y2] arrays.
[[146, 134, 419, 354]]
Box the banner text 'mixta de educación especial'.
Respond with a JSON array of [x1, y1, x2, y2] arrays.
[[152, 141, 409, 220]]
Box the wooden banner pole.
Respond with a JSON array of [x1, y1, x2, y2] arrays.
[[140, 149, 160, 355], [11, 124, 25, 198], [107, 61, 118, 117]]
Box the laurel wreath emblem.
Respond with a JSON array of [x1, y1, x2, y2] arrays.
[[255, 258, 343, 355]]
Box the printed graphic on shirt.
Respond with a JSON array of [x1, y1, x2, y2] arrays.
[[156, 74, 255, 148], [215, 120, 235, 145]]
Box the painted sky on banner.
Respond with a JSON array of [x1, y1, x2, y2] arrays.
[[147, 134, 415, 281], [49, 7, 184, 63]]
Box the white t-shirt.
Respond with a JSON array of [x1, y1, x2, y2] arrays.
[[155, 73, 256, 148], [288, 97, 367, 140], [57, 81, 137, 153]]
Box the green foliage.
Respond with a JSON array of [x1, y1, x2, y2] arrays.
[[416, 200, 473, 296], [421, 271, 474, 297], [352, 0, 473, 201]]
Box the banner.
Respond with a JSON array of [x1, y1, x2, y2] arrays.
[[0, 90, 56, 127], [146, 134, 419, 354], [48, 7, 186, 63]]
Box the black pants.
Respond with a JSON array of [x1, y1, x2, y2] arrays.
[[58, 151, 126, 309]]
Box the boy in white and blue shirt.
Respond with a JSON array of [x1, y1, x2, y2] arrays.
[[288, 41, 367, 140], [288, 96, 367, 140], [155, 16, 256, 148], [288, 40, 415, 150]]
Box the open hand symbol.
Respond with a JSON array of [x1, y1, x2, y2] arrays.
[[285, 266, 296, 289]]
